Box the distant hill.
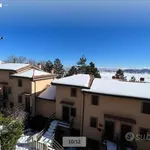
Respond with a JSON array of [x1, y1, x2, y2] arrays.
[[64, 66, 150, 74], [98, 67, 150, 74]]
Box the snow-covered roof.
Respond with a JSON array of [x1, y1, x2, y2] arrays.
[[82, 78, 150, 99], [38, 85, 56, 100], [0, 63, 30, 71], [52, 74, 90, 88], [11, 69, 51, 78]]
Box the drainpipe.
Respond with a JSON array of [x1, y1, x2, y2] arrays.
[[34, 80, 36, 116], [31, 79, 36, 117], [81, 92, 85, 136]]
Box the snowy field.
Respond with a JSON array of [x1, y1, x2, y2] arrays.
[[101, 72, 150, 82]]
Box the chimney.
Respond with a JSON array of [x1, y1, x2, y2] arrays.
[[32, 69, 35, 77], [88, 72, 94, 87], [37, 63, 41, 69], [51, 68, 54, 74], [140, 77, 144, 82]]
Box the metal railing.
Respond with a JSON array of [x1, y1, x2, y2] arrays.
[[48, 138, 64, 150]]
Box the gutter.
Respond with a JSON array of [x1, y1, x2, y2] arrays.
[[82, 90, 150, 101], [51, 82, 90, 89], [81, 92, 85, 136]]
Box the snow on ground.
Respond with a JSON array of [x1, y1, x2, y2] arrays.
[[16, 129, 38, 150], [39, 120, 59, 144], [106, 141, 117, 150], [101, 72, 150, 82]]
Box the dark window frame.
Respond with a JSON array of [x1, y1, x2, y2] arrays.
[[91, 95, 99, 105], [142, 102, 150, 114], [71, 88, 77, 97], [18, 95, 22, 103], [71, 107, 76, 117], [8, 87, 11, 94], [90, 117, 98, 128], [18, 79, 22, 87], [139, 127, 150, 140]]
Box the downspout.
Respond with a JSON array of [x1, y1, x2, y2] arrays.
[[31, 79, 36, 116], [34, 80, 36, 116], [81, 91, 85, 136]]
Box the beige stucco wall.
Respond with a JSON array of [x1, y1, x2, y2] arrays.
[[31, 78, 54, 116], [31, 79, 54, 95], [0, 70, 55, 117], [83, 93, 150, 150], [36, 98, 56, 118], [0, 70, 31, 106], [55, 85, 83, 130], [10, 77, 31, 106]]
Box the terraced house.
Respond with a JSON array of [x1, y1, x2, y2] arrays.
[[51, 74, 150, 150], [0, 63, 56, 116]]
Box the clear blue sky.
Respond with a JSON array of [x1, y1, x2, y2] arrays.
[[0, 0, 150, 67]]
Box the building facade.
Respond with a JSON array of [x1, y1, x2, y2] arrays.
[[0, 63, 56, 116], [51, 74, 150, 150]]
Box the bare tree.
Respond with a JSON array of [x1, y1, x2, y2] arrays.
[[0, 105, 27, 122], [4, 55, 27, 63], [27, 59, 37, 66]]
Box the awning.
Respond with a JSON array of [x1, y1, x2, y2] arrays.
[[20, 92, 31, 96], [60, 100, 74, 106], [104, 114, 136, 124], [0, 82, 8, 85]]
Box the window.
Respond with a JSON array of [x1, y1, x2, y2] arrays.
[[18, 79, 22, 87], [91, 95, 99, 105], [71, 108, 76, 117], [18, 95, 22, 103], [90, 117, 98, 128], [8, 87, 11, 94], [10, 102, 14, 108], [142, 102, 150, 114], [140, 128, 149, 139], [71, 88, 77, 97], [3, 102, 6, 108]]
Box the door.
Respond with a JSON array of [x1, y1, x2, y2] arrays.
[[121, 124, 132, 142], [62, 106, 70, 122], [104, 121, 115, 141], [3, 86, 8, 98], [25, 97, 30, 112]]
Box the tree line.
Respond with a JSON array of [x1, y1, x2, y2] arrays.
[[3, 55, 101, 78], [3, 55, 137, 81]]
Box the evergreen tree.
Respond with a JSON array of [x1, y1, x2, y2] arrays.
[[43, 60, 53, 73], [65, 66, 77, 77], [53, 58, 64, 78], [130, 76, 136, 82], [0, 106, 25, 150], [86, 62, 101, 78], [115, 69, 124, 79], [77, 55, 87, 74]]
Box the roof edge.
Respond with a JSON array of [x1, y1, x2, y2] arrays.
[[82, 90, 150, 101], [51, 82, 90, 89]]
